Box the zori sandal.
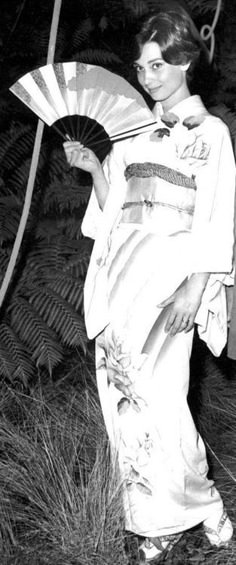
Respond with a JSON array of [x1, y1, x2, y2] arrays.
[[203, 510, 233, 547], [139, 532, 183, 563]]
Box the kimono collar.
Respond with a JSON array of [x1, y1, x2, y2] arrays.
[[152, 95, 208, 122]]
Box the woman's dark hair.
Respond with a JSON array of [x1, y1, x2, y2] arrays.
[[131, 1, 214, 101], [134, 6, 207, 70]]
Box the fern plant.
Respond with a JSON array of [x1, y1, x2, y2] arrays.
[[0, 0, 236, 387], [0, 120, 93, 384]]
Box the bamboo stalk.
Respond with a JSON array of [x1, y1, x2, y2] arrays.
[[0, 0, 63, 309]]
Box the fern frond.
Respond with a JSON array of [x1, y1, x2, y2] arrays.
[[42, 180, 90, 214], [9, 156, 40, 192], [34, 218, 70, 240], [34, 219, 66, 242], [46, 148, 68, 178], [103, 0, 126, 26], [0, 249, 11, 285], [65, 238, 92, 278], [25, 240, 67, 274], [187, 0, 219, 15], [0, 323, 35, 384], [57, 216, 83, 241], [70, 17, 94, 49], [0, 340, 17, 381], [10, 297, 64, 374], [122, 0, 147, 20], [0, 123, 34, 171], [27, 285, 87, 351], [25, 237, 91, 279], [45, 271, 85, 311], [0, 197, 21, 244], [73, 48, 122, 66]]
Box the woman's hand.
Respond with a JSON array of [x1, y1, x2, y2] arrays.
[[63, 141, 109, 210], [63, 141, 102, 176], [158, 273, 210, 336]]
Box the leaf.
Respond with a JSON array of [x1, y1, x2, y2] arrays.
[[0, 340, 17, 381], [0, 196, 21, 243], [46, 271, 85, 311], [27, 285, 87, 352], [136, 482, 152, 495], [0, 249, 11, 285], [73, 48, 122, 66], [117, 397, 130, 415], [42, 179, 91, 214], [71, 18, 94, 49], [0, 323, 35, 384], [10, 297, 64, 375], [0, 123, 34, 170]]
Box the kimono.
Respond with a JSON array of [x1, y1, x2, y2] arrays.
[[82, 95, 236, 537]]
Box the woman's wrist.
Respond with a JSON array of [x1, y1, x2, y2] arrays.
[[92, 164, 105, 183], [188, 272, 210, 291], [92, 167, 109, 210]]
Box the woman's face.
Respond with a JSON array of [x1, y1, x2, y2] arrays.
[[134, 41, 190, 111]]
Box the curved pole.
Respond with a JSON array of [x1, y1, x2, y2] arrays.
[[0, 0, 63, 309]]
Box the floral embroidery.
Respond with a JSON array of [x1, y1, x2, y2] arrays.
[[100, 330, 155, 494], [121, 428, 155, 495], [147, 112, 210, 166], [126, 465, 152, 495], [178, 133, 211, 162], [118, 397, 140, 414], [105, 330, 147, 409], [150, 127, 170, 140], [183, 114, 206, 130], [161, 111, 179, 128]]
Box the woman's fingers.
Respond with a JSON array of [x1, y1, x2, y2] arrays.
[[63, 141, 84, 159], [63, 142, 89, 168], [164, 310, 194, 336], [63, 141, 83, 150]]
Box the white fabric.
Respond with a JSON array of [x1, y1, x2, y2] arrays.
[[82, 95, 235, 353], [81, 94, 235, 539]]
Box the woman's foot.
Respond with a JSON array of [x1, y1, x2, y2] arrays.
[[203, 510, 233, 547], [139, 537, 162, 563], [139, 532, 183, 562]]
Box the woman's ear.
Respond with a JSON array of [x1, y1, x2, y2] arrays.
[[180, 61, 191, 71]]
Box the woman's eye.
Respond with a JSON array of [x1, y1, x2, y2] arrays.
[[134, 66, 142, 73], [153, 62, 162, 70]]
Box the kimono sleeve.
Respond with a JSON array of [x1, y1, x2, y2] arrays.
[[189, 119, 235, 274], [81, 140, 128, 240]]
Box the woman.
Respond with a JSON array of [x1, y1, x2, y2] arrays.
[[64, 4, 235, 562]]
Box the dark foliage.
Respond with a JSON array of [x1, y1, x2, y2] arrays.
[[0, 0, 236, 386]]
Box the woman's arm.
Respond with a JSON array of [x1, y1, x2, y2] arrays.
[[63, 141, 109, 209], [159, 119, 235, 337], [158, 273, 210, 336]]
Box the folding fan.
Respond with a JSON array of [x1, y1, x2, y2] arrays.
[[10, 62, 156, 159]]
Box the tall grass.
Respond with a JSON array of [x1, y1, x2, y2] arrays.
[[1, 337, 236, 564], [0, 374, 128, 565]]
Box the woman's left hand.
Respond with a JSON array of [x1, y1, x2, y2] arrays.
[[158, 273, 209, 336]]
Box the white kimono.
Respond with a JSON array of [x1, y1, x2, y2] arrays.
[[82, 95, 236, 537]]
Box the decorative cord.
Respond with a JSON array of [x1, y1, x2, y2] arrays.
[[200, 0, 222, 63]]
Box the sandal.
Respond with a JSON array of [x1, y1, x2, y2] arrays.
[[203, 510, 233, 547], [139, 532, 183, 563]]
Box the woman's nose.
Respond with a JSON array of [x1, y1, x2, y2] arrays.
[[143, 68, 153, 86]]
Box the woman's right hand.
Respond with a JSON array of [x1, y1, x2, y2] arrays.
[[63, 141, 102, 176], [64, 141, 109, 209]]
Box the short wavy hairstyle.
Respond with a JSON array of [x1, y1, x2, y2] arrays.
[[133, 4, 207, 71]]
